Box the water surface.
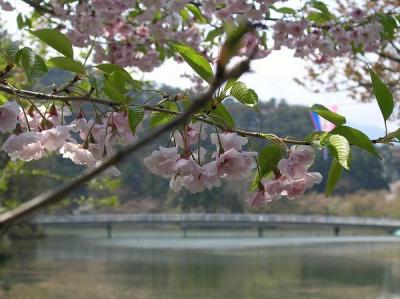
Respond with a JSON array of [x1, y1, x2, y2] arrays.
[[1, 228, 400, 299]]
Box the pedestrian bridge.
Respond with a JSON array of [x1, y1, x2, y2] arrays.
[[31, 213, 400, 238]]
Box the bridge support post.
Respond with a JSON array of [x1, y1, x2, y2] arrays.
[[180, 222, 188, 238], [106, 222, 112, 238], [257, 226, 263, 238], [333, 226, 340, 236]]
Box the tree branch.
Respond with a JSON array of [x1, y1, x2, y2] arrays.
[[0, 56, 253, 230], [377, 52, 400, 64], [0, 83, 393, 147], [0, 84, 114, 106]]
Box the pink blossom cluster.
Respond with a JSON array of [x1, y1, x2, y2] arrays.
[[0, 0, 12, 11], [1, 1, 391, 71], [49, 0, 198, 71], [247, 145, 322, 206], [144, 127, 257, 193], [0, 101, 135, 175], [273, 19, 382, 63]]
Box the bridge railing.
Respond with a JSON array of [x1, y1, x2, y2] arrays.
[[31, 213, 400, 229]]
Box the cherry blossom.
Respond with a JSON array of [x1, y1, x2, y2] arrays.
[[40, 125, 72, 152], [0, 0, 12, 11], [281, 172, 323, 199], [143, 146, 180, 178], [170, 160, 221, 193], [60, 142, 96, 166], [215, 149, 256, 180], [210, 132, 248, 151], [246, 191, 267, 207], [174, 122, 207, 148], [1, 132, 45, 161], [246, 146, 323, 205], [0, 101, 20, 133]]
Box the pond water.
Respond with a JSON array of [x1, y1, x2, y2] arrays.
[[1, 228, 400, 299]]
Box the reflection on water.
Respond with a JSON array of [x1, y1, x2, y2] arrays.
[[1, 228, 400, 299]]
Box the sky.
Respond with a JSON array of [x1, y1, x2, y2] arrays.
[[1, 1, 398, 139]]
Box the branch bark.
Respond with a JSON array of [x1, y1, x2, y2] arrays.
[[0, 57, 252, 231]]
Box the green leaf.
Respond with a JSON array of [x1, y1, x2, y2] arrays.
[[15, 47, 34, 72], [3, 41, 19, 63], [377, 13, 398, 40], [208, 104, 235, 129], [223, 77, 239, 92], [369, 69, 394, 121], [29, 29, 74, 58], [170, 42, 213, 83], [311, 104, 346, 126], [327, 134, 350, 170], [110, 70, 128, 93], [330, 126, 378, 156], [306, 12, 333, 24], [95, 63, 136, 86], [103, 76, 125, 103], [179, 8, 190, 22], [206, 27, 224, 42], [325, 158, 343, 196], [186, 3, 208, 23], [17, 13, 24, 29], [150, 103, 177, 128], [47, 57, 85, 74], [26, 55, 47, 81], [249, 145, 283, 191], [88, 74, 105, 97], [128, 106, 145, 134], [310, 0, 331, 15], [271, 6, 297, 14], [15, 48, 47, 81], [230, 82, 258, 106]]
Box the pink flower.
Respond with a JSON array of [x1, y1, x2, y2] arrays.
[[216, 149, 256, 179], [1, 132, 45, 161], [143, 146, 179, 178], [210, 132, 248, 151], [40, 125, 72, 152], [108, 112, 136, 145], [91, 123, 107, 143], [278, 145, 315, 180], [174, 122, 207, 148], [72, 118, 91, 140], [199, 161, 221, 189], [176, 158, 202, 176], [287, 21, 307, 37], [246, 191, 266, 207], [350, 8, 366, 21], [278, 158, 307, 180], [60, 142, 96, 166], [282, 172, 322, 199], [290, 145, 315, 165], [0, 101, 20, 133], [88, 143, 106, 160], [45, 105, 71, 127], [136, 24, 150, 38], [170, 160, 221, 193], [0, 0, 13, 11], [19, 109, 40, 130], [263, 179, 284, 201]]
